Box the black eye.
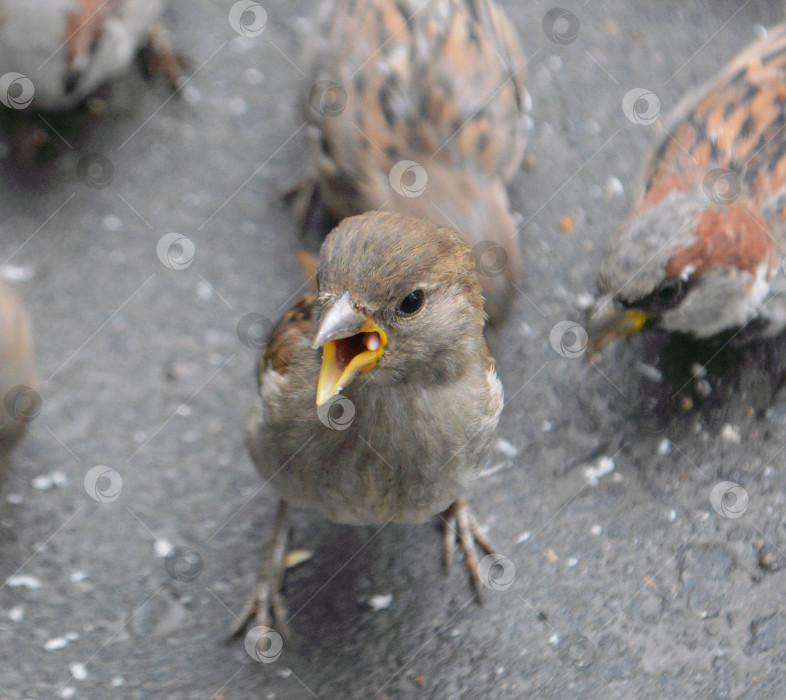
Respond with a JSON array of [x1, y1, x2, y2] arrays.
[[633, 277, 693, 314], [398, 289, 425, 315]]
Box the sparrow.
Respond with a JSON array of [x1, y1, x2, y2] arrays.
[[590, 24, 786, 348], [233, 211, 503, 637], [302, 0, 529, 323], [0, 0, 180, 159], [0, 281, 36, 447]]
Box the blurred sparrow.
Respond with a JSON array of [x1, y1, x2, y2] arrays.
[[590, 24, 786, 347], [0, 281, 36, 446], [0, 0, 180, 158], [302, 0, 529, 322], [234, 211, 503, 636]]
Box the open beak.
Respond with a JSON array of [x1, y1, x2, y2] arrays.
[[588, 299, 655, 350], [312, 292, 387, 406]]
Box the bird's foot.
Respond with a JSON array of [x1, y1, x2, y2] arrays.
[[228, 500, 291, 642], [441, 497, 496, 600]]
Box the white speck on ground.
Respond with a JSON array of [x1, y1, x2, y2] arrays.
[[584, 456, 615, 486], [494, 437, 519, 457], [721, 424, 741, 444], [367, 594, 393, 611], [154, 539, 173, 557], [70, 663, 88, 680], [1, 263, 35, 281], [45, 637, 70, 651], [7, 574, 41, 590]]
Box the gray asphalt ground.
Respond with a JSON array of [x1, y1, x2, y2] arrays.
[[2, 0, 786, 698]]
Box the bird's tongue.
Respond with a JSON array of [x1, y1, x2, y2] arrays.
[[334, 332, 379, 371]]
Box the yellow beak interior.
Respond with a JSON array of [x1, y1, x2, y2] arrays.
[[316, 323, 387, 406]]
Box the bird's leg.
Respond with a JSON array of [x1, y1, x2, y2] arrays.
[[441, 497, 496, 600], [228, 499, 291, 640], [139, 25, 188, 89]]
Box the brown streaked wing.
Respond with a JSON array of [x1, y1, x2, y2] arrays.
[[260, 293, 317, 382], [644, 24, 786, 203]]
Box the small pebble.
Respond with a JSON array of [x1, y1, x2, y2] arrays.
[[7, 574, 41, 590], [567, 558, 578, 568], [182, 85, 202, 104], [584, 456, 614, 486], [690, 363, 707, 378], [6, 493, 23, 504], [694, 378, 712, 398], [667, 509, 677, 522], [721, 424, 741, 444], [70, 663, 88, 681], [32, 475, 53, 490], [59, 687, 76, 699], [603, 176, 624, 198], [636, 362, 663, 382], [31, 472, 68, 490], [517, 531, 531, 544], [590, 525, 602, 536], [8, 606, 24, 622], [45, 637, 69, 651], [494, 438, 518, 458], [111, 676, 124, 687], [657, 439, 671, 455], [154, 539, 173, 558], [575, 292, 595, 310], [1, 264, 35, 281], [368, 593, 393, 611]]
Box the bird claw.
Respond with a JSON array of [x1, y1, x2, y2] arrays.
[[227, 500, 291, 642], [441, 497, 496, 600], [227, 571, 291, 643]]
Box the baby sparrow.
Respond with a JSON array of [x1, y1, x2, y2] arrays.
[[0, 0, 179, 159], [235, 211, 503, 636], [303, 0, 529, 323], [0, 281, 36, 447], [590, 24, 786, 348]]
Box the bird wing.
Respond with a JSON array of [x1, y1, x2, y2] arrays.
[[308, 0, 527, 198], [643, 23, 786, 205]]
